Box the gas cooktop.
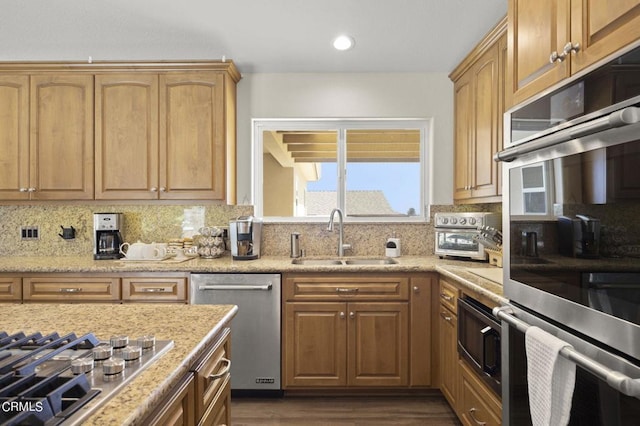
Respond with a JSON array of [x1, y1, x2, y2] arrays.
[[0, 330, 173, 426]]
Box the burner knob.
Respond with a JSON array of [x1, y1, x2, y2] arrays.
[[110, 335, 129, 349], [103, 357, 125, 375], [469, 218, 477, 225], [71, 358, 94, 374], [137, 335, 156, 350], [93, 346, 113, 361], [121, 345, 142, 361], [440, 217, 448, 225], [450, 218, 458, 225], [459, 218, 467, 225]]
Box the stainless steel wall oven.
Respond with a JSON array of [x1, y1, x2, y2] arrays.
[[496, 41, 640, 425]]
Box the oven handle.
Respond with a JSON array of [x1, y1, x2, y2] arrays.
[[495, 106, 640, 162], [481, 325, 500, 376], [494, 305, 640, 398], [198, 284, 273, 291]]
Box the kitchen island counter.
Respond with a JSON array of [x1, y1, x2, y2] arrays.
[[0, 303, 237, 425]]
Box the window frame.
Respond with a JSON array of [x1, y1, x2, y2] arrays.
[[252, 118, 432, 223]]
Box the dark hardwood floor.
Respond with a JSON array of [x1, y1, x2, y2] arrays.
[[231, 395, 461, 425]]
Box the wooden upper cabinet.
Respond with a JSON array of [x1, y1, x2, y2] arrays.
[[451, 19, 506, 203], [509, 0, 640, 105], [95, 73, 159, 200], [0, 75, 29, 200], [159, 72, 226, 201], [30, 74, 94, 200]]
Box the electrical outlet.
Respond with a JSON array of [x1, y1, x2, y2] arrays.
[[21, 226, 39, 240]]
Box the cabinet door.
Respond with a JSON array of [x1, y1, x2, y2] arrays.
[[192, 328, 231, 423], [0, 276, 22, 302], [571, 0, 640, 74], [30, 74, 94, 200], [348, 302, 409, 387], [439, 305, 459, 411], [509, 0, 571, 105], [470, 43, 500, 199], [409, 275, 433, 387], [283, 302, 347, 387], [95, 73, 159, 200], [0, 75, 29, 200], [459, 360, 502, 426], [159, 72, 226, 200], [454, 72, 473, 201]]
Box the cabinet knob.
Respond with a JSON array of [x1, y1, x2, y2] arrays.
[[413, 286, 419, 293], [340, 312, 346, 319], [150, 187, 158, 192], [159, 187, 166, 192], [349, 312, 355, 319], [19, 188, 28, 192], [549, 50, 567, 63], [563, 41, 580, 56], [27, 187, 36, 192]]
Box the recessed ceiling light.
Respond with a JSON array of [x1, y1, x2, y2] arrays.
[[333, 35, 355, 51]]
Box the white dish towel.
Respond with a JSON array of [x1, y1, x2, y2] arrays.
[[525, 326, 576, 426]]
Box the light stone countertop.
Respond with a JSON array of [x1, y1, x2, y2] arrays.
[[0, 254, 505, 304], [0, 303, 237, 425]]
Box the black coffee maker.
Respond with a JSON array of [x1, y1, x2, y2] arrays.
[[94, 213, 124, 260]]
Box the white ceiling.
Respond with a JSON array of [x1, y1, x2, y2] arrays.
[[1, 0, 507, 74]]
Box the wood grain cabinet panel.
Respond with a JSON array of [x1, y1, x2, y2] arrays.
[[509, 0, 640, 105], [0, 75, 29, 200], [0, 276, 22, 302], [459, 360, 502, 426], [121, 276, 188, 303], [30, 74, 94, 200], [283, 274, 417, 389], [145, 373, 196, 426], [22, 276, 120, 302], [95, 73, 159, 200], [450, 19, 506, 203]]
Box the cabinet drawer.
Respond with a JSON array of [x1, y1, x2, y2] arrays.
[[285, 275, 409, 301], [459, 360, 501, 426], [198, 375, 230, 426], [191, 327, 231, 423], [22, 277, 120, 302], [122, 276, 188, 302], [0, 276, 22, 302], [439, 279, 459, 313]]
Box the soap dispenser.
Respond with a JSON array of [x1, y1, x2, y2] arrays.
[[385, 236, 401, 258]]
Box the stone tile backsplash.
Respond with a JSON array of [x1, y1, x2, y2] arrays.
[[0, 203, 501, 257]]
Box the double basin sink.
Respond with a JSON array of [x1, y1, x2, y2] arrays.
[[291, 257, 398, 266]]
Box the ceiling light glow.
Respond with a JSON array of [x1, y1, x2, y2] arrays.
[[333, 35, 355, 51]]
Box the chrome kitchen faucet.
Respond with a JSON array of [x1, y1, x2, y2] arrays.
[[327, 208, 352, 257]]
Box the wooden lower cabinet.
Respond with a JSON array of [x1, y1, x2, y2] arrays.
[[145, 373, 196, 426], [283, 273, 432, 389], [439, 303, 459, 411], [459, 360, 501, 426], [146, 327, 232, 426], [0, 276, 22, 302]]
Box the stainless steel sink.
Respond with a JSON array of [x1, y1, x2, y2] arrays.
[[343, 258, 398, 265], [511, 256, 553, 265], [291, 258, 398, 266], [291, 259, 343, 266]]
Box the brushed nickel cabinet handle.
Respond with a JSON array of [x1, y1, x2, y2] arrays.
[[440, 293, 453, 301], [60, 288, 82, 293], [440, 312, 452, 322], [336, 287, 359, 294], [142, 288, 166, 292], [208, 358, 231, 380]]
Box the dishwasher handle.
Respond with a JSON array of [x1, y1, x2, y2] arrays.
[[197, 283, 273, 291]]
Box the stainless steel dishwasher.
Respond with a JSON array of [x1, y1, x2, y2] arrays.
[[190, 273, 281, 393]]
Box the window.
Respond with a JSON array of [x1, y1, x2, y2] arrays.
[[253, 119, 431, 222]]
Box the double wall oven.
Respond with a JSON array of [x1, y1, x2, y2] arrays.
[[496, 41, 640, 425]]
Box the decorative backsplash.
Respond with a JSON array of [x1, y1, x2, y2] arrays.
[[0, 203, 501, 257]]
